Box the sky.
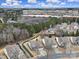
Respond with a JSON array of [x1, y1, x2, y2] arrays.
[[0, 0, 79, 8]]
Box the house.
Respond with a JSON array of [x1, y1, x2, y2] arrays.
[[4, 44, 27, 59]]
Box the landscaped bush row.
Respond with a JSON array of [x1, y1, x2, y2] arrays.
[[1, 17, 79, 37], [12, 17, 79, 36], [12, 17, 60, 36]]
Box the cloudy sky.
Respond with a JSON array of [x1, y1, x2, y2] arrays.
[[0, 0, 79, 8]]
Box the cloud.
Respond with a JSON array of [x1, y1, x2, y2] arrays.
[[27, 0, 37, 3], [37, 2, 66, 8], [1, 3, 7, 6], [60, 2, 66, 5], [0, 0, 76, 8], [67, 0, 79, 2], [46, 0, 60, 3], [23, 4, 33, 8], [38, 3, 53, 8], [1, 0, 22, 8]]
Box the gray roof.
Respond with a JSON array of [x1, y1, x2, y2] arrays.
[[43, 37, 53, 49], [4, 44, 27, 59]]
